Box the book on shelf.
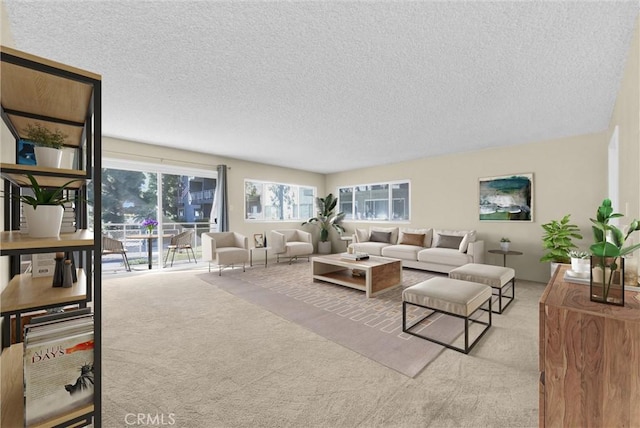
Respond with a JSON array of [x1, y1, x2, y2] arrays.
[[341, 252, 369, 261], [31, 253, 56, 278], [23, 310, 94, 426]]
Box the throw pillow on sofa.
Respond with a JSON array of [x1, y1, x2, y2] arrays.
[[399, 233, 425, 246], [355, 228, 369, 243], [433, 229, 476, 252], [399, 228, 433, 247], [435, 234, 464, 249], [369, 230, 392, 243]]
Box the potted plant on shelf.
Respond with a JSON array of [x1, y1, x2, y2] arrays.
[[500, 237, 511, 251], [23, 122, 67, 168], [540, 214, 583, 276], [12, 174, 79, 238], [589, 198, 640, 305], [302, 193, 345, 254]]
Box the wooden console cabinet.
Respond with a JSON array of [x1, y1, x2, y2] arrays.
[[539, 265, 640, 427]]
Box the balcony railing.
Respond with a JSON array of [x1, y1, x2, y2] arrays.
[[102, 222, 217, 271]]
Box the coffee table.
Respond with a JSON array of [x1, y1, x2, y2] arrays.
[[311, 254, 402, 298]]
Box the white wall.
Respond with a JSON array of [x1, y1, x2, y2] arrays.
[[326, 132, 607, 283], [609, 16, 640, 283], [103, 137, 326, 247]]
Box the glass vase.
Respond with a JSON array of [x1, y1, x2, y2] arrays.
[[590, 256, 625, 306]]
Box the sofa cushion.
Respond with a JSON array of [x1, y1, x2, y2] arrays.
[[433, 229, 476, 253], [370, 227, 399, 245], [417, 247, 474, 266], [350, 242, 389, 256], [400, 228, 433, 247], [382, 244, 421, 260], [399, 232, 425, 246], [435, 234, 463, 249], [458, 230, 477, 253], [355, 228, 369, 243], [370, 230, 392, 243]]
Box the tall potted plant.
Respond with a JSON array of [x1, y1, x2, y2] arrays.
[[302, 193, 345, 254], [540, 214, 583, 276], [23, 123, 67, 168], [589, 198, 640, 305], [11, 174, 79, 238]]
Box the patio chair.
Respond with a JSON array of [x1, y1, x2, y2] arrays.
[[102, 234, 131, 271], [202, 232, 249, 275], [163, 230, 197, 267]]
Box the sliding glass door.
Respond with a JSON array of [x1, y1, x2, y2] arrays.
[[101, 159, 216, 269]]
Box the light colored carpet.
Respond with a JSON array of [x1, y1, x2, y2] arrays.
[[198, 263, 466, 378], [102, 263, 543, 427]]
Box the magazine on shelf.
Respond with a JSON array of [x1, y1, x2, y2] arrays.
[[23, 312, 94, 426], [341, 252, 369, 261]]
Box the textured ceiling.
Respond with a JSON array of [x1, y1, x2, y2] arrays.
[[3, 1, 639, 174]]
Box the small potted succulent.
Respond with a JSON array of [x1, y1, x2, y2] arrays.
[[568, 250, 590, 277], [500, 237, 511, 251], [23, 123, 67, 168]]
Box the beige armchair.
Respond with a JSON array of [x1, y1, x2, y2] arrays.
[[202, 232, 249, 275], [269, 229, 314, 264]]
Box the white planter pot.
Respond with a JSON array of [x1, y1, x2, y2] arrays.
[[60, 147, 75, 169], [34, 146, 62, 168], [318, 241, 331, 254], [500, 242, 510, 251], [571, 257, 590, 274], [24, 205, 64, 238]]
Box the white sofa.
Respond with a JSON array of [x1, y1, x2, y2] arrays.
[[349, 226, 484, 274]]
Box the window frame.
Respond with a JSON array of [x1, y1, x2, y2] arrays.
[[244, 179, 317, 222], [338, 180, 411, 223]]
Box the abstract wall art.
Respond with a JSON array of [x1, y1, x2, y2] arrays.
[[479, 173, 533, 221]]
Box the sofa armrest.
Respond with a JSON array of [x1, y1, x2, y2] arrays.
[[467, 240, 484, 264], [201, 233, 217, 261], [269, 231, 286, 254]]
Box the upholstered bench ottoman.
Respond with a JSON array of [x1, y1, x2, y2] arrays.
[[449, 263, 515, 314], [402, 277, 492, 354]]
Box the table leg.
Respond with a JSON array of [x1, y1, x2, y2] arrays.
[[147, 237, 152, 269], [250, 249, 253, 267], [502, 254, 507, 267]]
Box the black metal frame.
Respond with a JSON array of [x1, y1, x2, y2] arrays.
[[491, 277, 515, 314], [0, 47, 102, 427], [402, 297, 492, 354]]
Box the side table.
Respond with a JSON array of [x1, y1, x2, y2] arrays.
[[488, 249, 523, 267], [250, 246, 271, 267]]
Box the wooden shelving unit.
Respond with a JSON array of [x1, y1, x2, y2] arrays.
[[0, 46, 102, 427]]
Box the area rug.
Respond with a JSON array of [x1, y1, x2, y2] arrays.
[[198, 261, 466, 378]]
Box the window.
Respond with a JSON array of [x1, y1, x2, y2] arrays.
[[101, 159, 217, 230], [245, 180, 316, 221], [338, 181, 410, 222]]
